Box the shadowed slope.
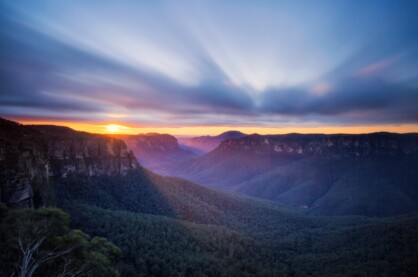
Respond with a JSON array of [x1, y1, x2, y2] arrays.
[[236, 156, 418, 216], [160, 133, 418, 216]]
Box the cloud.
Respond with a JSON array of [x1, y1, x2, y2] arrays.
[[309, 83, 334, 96], [1, 0, 418, 128], [259, 71, 418, 124], [0, 14, 253, 122], [355, 60, 393, 77]]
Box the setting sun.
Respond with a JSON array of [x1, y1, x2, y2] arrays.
[[106, 124, 123, 133]]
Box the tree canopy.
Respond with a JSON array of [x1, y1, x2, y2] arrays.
[[0, 206, 120, 277]]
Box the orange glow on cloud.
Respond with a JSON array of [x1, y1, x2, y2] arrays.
[[13, 118, 418, 136]]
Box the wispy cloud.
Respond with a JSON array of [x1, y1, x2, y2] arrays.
[[1, 0, 418, 129]]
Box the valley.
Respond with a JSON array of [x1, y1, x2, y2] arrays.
[[1, 118, 418, 276], [2, 2, 418, 275], [160, 133, 418, 216]]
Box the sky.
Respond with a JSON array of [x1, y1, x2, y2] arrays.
[[1, 0, 418, 135]]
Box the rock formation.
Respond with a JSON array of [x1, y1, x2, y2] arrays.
[[216, 133, 418, 157], [157, 132, 418, 216], [114, 133, 195, 172], [0, 118, 49, 208], [0, 118, 139, 208], [33, 125, 139, 178]]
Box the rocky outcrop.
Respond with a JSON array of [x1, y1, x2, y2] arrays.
[[216, 133, 418, 158], [158, 132, 418, 216], [115, 133, 195, 171], [0, 118, 139, 209], [159, 132, 418, 188], [0, 118, 49, 208], [32, 125, 139, 178]]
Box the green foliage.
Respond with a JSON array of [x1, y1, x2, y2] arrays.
[[65, 204, 287, 277], [53, 170, 418, 276], [0, 207, 120, 277]]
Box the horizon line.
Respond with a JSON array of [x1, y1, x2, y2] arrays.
[[3, 116, 418, 137]]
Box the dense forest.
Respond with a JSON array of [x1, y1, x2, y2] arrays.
[[51, 168, 418, 276]]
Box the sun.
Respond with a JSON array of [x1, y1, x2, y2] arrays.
[[106, 124, 122, 133]]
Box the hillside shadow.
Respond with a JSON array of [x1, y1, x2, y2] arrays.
[[53, 166, 293, 275]]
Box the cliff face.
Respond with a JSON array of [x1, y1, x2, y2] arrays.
[[115, 133, 195, 171], [0, 119, 139, 209], [119, 133, 182, 154], [216, 133, 418, 158], [157, 132, 418, 216], [32, 125, 139, 178], [0, 119, 49, 208], [159, 132, 418, 188]]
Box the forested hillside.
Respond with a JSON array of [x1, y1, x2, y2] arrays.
[[54, 168, 418, 276], [159, 133, 418, 217]]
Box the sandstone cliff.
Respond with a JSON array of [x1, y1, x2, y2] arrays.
[[33, 125, 139, 178], [157, 132, 418, 216], [114, 133, 195, 172], [216, 133, 418, 157], [0, 118, 49, 208], [0, 118, 139, 209]]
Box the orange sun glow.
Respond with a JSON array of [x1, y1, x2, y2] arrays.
[[105, 124, 124, 133]]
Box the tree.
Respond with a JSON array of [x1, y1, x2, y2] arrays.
[[0, 206, 120, 277]]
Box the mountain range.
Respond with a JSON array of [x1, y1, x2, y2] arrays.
[[159, 133, 418, 216], [1, 117, 418, 276]]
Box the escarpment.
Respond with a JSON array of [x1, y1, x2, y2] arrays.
[[0, 118, 139, 209], [114, 133, 195, 171], [156, 132, 418, 216], [32, 125, 139, 178], [215, 133, 418, 158], [0, 118, 49, 208]]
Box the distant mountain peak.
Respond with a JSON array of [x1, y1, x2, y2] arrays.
[[219, 130, 245, 135], [218, 130, 246, 138], [178, 130, 247, 153]]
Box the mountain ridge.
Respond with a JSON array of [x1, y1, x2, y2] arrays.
[[159, 132, 418, 216], [113, 133, 196, 173], [178, 130, 246, 153], [0, 119, 139, 208]]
